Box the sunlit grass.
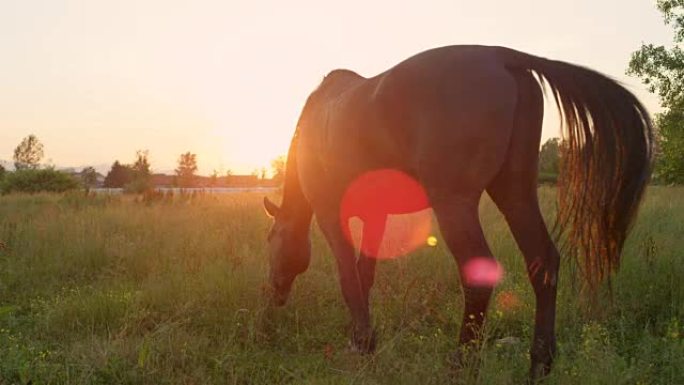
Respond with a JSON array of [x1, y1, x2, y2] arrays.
[[0, 188, 682, 384]]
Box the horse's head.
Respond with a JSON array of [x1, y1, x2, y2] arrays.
[[263, 197, 311, 306]]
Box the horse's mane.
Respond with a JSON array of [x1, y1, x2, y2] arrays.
[[279, 128, 312, 224], [278, 69, 364, 220]]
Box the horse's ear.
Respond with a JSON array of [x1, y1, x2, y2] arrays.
[[263, 197, 280, 218]]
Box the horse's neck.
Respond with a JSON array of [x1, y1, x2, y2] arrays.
[[281, 179, 312, 228], [281, 132, 313, 227]]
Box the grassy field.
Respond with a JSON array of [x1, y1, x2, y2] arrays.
[[0, 187, 682, 384]]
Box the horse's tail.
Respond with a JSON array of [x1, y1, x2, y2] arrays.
[[502, 48, 654, 290]]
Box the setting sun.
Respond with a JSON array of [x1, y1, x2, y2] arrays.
[[208, 125, 288, 175]]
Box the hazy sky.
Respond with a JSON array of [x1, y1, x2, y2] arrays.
[[0, 0, 673, 174]]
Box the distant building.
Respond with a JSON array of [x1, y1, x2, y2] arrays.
[[151, 174, 175, 187]]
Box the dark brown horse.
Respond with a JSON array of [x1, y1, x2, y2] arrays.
[[263, 45, 653, 380]]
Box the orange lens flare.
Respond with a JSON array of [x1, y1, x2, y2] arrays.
[[340, 169, 431, 259], [495, 290, 521, 312]]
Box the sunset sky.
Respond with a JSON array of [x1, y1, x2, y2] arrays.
[[0, 0, 673, 175]]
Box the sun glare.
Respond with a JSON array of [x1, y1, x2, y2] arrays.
[[210, 126, 288, 175]]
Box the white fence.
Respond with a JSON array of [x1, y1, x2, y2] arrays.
[[92, 187, 278, 195]]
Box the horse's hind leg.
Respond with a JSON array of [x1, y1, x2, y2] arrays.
[[487, 70, 560, 381], [488, 184, 560, 378], [488, 182, 560, 381], [430, 193, 496, 353]]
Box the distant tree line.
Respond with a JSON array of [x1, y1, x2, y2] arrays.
[[0, 135, 289, 194], [0, 133, 620, 195], [0, 133, 582, 195], [101, 151, 284, 190], [0, 135, 151, 194], [102, 151, 152, 193]]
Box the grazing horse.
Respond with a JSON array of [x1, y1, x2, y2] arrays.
[[263, 45, 653, 380]]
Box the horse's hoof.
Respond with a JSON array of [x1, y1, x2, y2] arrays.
[[447, 346, 482, 382], [529, 338, 556, 383], [350, 328, 377, 354], [528, 361, 552, 384]]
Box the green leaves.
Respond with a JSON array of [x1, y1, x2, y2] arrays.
[[0, 168, 80, 194], [654, 110, 684, 183], [658, 0, 684, 41], [13, 135, 44, 170], [539, 137, 561, 176], [628, 45, 684, 108], [628, 2, 684, 183]]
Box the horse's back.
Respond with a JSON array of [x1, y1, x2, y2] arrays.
[[298, 45, 524, 203], [371, 46, 519, 190]]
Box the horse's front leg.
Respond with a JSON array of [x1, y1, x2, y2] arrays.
[[318, 216, 376, 353]]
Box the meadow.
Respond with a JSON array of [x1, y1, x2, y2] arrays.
[[0, 187, 682, 384]]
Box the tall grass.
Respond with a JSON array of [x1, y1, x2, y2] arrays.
[[0, 188, 682, 384]]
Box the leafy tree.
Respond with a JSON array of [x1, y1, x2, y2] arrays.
[[103, 161, 133, 187], [131, 150, 151, 177], [628, 0, 684, 183], [13, 134, 44, 170], [652, 108, 684, 182], [538, 137, 561, 184], [80, 167, 98, 192], [209, 170, 219, 187], [175, 152, 198, 187], [126, 150, 152, 193], [0, 165, 5, 181], [270, 155, 286, 183], [0, 168, 79, 194], [539, 138, 561, 175]]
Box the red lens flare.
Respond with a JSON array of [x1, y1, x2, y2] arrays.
[[462, 257, 504, 287], [340, 169, 432, 260]]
